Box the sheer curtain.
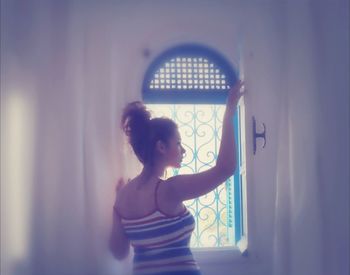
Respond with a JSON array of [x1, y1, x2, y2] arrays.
[[272, 1, 349, 275], [1, 1, 139, 275]]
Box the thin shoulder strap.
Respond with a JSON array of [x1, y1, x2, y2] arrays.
[[154, 179, 162, 210]]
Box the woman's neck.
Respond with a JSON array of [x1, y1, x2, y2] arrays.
[[139, 163, 166, 182]]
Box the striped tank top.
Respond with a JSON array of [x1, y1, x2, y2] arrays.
[[116, 179, 201, 275]]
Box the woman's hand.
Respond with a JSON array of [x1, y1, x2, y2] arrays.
[[110, 177, 130, 260], [113, 177, 126, 210], [226, 80, 246, 111], [115, 177, 126, 193]]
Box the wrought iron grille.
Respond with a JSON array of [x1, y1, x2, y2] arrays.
[[146, 104, 239, 248]]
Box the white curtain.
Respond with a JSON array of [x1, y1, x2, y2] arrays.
[[1, 1, 348, 275], [272, 1, 349, 275], [1, 1, 139, 275]]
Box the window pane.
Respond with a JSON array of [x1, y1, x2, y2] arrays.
[[146, 104, 236, 248]]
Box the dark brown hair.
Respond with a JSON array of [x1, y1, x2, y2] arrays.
[[121, 101, 178, 165]]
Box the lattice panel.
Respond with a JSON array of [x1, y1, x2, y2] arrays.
[[149, 57, 231, 90]]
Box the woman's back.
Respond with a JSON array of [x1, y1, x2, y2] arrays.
[[117, 178, 185, 218], [115, 179, 201, 275]]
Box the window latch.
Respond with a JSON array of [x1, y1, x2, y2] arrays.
[[252, 116, 266, 155]]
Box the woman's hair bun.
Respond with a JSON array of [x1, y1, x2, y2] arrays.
[[121, 101, 179, 165], [121, 101, 152, 163], [121, 101, 151, 136]]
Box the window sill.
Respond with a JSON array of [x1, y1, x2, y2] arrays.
[[191, 236, 249, 264]]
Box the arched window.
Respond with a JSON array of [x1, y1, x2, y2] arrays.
[[143, 44, 238, 104], [143, 44, 247, 251]]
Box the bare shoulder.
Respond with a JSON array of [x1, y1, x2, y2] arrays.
[[116, 178, 150, 216], [162, 176, 184, 201], [159, 178, 177, 199], [157, 178, 185, 213], [164, 167, 231, 201], [159, 177, 185, 204], [115, 179, 132, 207]]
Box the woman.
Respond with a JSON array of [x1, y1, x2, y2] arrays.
[[109, 80, 245, 275]]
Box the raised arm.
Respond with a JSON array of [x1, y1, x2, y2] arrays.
[[166, 80, 246, 201]]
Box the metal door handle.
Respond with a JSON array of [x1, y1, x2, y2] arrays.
[[253, 116, 266, 155]]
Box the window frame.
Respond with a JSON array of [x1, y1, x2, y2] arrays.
[[142, 43, 247, 256]]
